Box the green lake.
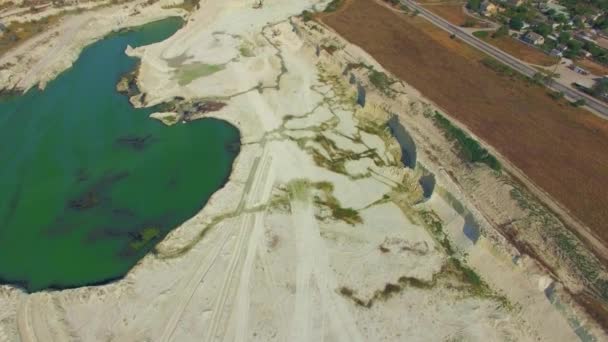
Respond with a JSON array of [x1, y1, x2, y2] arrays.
[[0, 18, 240, 292]]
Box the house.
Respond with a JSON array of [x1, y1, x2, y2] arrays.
[[480, 1, 498, 16], [550, 48, 563, 57], [575, 32, 597, 45], [581, 13, 602, 26], [522, 31, 545, 45]]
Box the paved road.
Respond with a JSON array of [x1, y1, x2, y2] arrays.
[[402, 0, 608, 118]]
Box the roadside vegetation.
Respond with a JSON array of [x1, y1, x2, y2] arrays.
[[432, 111, 501, 171]]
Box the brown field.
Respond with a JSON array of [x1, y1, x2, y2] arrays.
[[322, 0, 608, 246], [475, 32, 558, 66], [422, 3, 483, 27], [576, 58, 608, 76]]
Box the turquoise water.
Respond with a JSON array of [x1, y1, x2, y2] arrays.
[[0, 18, 240, 292]]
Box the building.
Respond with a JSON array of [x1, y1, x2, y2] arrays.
[[480, 1, 498, 16], [522, 31, 545, 45], [550, 45, 568, 57]]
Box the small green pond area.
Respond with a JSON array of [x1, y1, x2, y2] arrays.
[[0, 17, 240, 292]]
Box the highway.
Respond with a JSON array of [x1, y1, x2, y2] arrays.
[[401, 0, 608, 118]]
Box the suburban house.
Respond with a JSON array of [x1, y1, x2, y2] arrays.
[[481, 1, 498, 16], [522, 31, 545, 45], [575, 32, 598, 45], [550, 48, 563, 57]]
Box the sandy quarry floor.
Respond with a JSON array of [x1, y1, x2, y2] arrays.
[[0, 0, 607, 341]]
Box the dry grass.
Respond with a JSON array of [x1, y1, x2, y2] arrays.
[[422, 3, 483, 28], [323, 0, 608, 246], [475, 33, 558, 66], [576, 58, 608, 76]]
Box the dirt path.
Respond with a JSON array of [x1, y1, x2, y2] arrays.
[[289, 189, 364, 342]]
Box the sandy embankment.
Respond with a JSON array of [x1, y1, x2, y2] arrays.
[[0, 0, 187, 93], [0, 0, 606, 341]]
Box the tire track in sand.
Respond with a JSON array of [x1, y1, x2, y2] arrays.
[[206, 150, 274, 341]]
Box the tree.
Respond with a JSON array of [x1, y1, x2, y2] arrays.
[[301, 10, 313, 21], [467, 0, 481, 11], [572, 99, 586, 107], [558, 31, 571, 44], [509, 16, 524, 30], [553, 13, 568, 24], [567, 39, 583, 53], [594, 15, 608, 30], [592, 78, 608, 97], [533, 23, 552, 37], [493, 25, 509, 38]]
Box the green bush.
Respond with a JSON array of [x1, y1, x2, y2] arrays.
[[433, 112, 501, 171], [572, 98, 586, 107], [301, 10, 313, 21], [369, 69, 394, 95], [324, 0, 342, 12], [473, 30, 489, 38], [481, 57, 516, 77], [548, 90, 564, 100]]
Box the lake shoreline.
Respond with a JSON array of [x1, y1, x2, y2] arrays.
[[0, 17, 242, 292]]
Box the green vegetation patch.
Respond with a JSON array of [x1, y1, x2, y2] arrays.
[[175, 63, 225, 86], [312, 181, 363, 225], [472, 30, 489, 39], [433, 111, 501, 171], [239, 42, 255, 58], [301, 10, 314, 22], [324, 0, 343, 12], [130, 227, 161, 251], [368, 69, 396, 96], [480, 57, 518, 78]]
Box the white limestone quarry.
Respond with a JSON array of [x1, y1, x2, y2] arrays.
[[1, 0, 607, 341]]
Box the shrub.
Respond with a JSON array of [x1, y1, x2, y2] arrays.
[[301, 10, 313, 22], [473, 30, 489, 38], [324, 0, 342, 12], [433, 112, 501, 171], [368, 69, 393, 95], [462, 19, 476, 28], [548, 90, 564, 100], [572, 98, 586, 107]]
